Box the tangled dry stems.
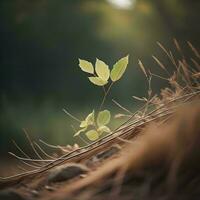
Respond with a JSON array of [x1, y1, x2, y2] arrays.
[[0, 40, 199, 190]]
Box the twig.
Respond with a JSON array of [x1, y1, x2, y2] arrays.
[[112, 99, 133, 115], [23, 128, 43, 161], [12, 140, 30, 159], [8, 152, 41, 169], [63, 109, 81, 123], [34, 142, 56, 159]]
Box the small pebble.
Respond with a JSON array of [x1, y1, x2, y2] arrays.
[[96, 144, 121, 160], [45, 185, 55, 191], [80, 174, 87, 178], [86, 144, 121, 166], [30, 189, 39, 197], [48, 163, 89, 183]]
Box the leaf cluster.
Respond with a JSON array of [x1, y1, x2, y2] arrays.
[[79, 56, 129, 86], [68, 56, 129, 141], [74, 110, 111, 141]]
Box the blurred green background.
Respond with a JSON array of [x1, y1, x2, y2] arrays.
[[0, 0, 200, 156]]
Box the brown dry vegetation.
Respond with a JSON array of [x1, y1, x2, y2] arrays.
[[0, 40, 200, 200]]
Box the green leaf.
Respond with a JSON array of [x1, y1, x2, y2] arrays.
[[88, 77, 108, 86], [85, 110, 95, 126], [97, 110, 111, 127], [95, 59, 110, 81], [80, 110, 95, 128], [97, 126, 111, 135], [79, 59, 94, 74], [110, 55, 129, 82], [74, 127, 87, 137], [80, 120, 87, 128], [85, 130, 99, 141]]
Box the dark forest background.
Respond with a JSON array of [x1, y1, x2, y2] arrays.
[[0, 0, 199, 157]]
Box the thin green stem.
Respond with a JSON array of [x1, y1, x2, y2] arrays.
[[99, 82, 114, 111], [102, 86, 106, 95]]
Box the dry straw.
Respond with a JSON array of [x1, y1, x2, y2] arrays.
[[0, 40, 199, 185]]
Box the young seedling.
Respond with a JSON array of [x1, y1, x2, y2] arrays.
[[64, 56, 129, 142]]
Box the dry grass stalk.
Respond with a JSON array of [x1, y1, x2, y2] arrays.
[[0, 41, 199, 191]]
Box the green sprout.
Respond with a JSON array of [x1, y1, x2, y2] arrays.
[[64, 55, 129, 142]]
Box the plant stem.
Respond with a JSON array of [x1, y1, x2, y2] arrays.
[[99, 82, 114, 111], [102, 86, 106, 94]]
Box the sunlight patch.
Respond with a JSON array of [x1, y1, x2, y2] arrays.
[[107, 0, 136, 10]]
